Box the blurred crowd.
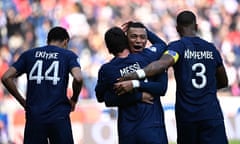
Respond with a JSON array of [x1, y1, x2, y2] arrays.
[[0, 0, 240, 106]]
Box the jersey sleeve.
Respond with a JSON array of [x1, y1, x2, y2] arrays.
[[95, 65, 109, 102], [139, 30, 167, 62], [140, 43, 167, 63], [12, 51, 27, 76], [139, 71, 168, 96], [67, 51, 81, 70], [104, 89, 142, 107]]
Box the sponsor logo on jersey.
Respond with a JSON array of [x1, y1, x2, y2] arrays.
[[148, 46, 157, 52]]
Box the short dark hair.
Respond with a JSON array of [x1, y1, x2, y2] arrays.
[[177, 10, 196, 26], [127, 21, 146, 31], [104, 26, 128, 55], [47, 26, 70, 43]]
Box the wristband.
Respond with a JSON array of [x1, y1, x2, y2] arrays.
[[136, 69, 146, 79], [132, 80, 140, 88]]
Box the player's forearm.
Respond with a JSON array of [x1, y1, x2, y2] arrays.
[[143, 60, 166, 77], [216, 66, 228, 89], [1, 77, 26, 108], [144, 54, 174, 78], [71, 79, 83, 102], [104, 90, 141, 107], [140, 81, 167, 96]]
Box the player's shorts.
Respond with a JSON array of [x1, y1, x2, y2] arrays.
[[119, 126, 168, 144], [176, 119, 228, 144], [24, 116, 74, 144]]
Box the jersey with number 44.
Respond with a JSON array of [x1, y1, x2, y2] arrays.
[[13, 45, 81, 122], [169, 36, 224, 122]]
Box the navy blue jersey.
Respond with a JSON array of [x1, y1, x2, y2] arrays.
[[168, 36, 224, 122], [12, 45, 80, 122], [95, 43, 167, 138]]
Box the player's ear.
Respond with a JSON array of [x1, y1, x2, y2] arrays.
[[195, 24, 198, 31], [176, 25, 181, 34], [63, 39, 69, 48]]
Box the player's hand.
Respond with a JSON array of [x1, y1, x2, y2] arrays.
[[117, 72, 139, 82], [142, 92, 154, 104], [121, 21, 133, 33], [114, 80, 134, 95]]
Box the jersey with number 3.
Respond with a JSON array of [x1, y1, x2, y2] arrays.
[[12, 45, 81, 122], [168, 36, 224, 122]]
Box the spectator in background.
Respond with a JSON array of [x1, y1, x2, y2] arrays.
[[0, 0, 239, 100], [0, 119, 9, 144]]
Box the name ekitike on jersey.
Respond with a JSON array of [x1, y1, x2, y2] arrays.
[[35, 51, 59, 60], [184, 49, 213, 59]]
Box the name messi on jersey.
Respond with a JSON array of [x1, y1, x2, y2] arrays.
[[120, 62, 141, 76], [35, 51, 59, 60], [184, 49, 213, 59]]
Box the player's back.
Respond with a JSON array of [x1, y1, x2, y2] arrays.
[[98, 45, 166, 137], [169, 36, 224, 122], [13, 45, 79, 122]]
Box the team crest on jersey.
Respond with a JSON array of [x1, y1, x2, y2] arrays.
[[148, 46, 157, 52], [77, 57, 81, 65]]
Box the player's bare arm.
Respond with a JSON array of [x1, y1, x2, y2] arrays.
[[70, 67, 83, 111], [1, 67, 26, 108], [118, 53, 176, 81], [216, 65, 228, 89]]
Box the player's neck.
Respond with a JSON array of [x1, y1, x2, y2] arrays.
[[116, 49, 130, 58], [48, 41, 66, 48]]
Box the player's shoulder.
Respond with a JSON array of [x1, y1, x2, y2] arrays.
[[144, 44, 167, 54], [21, 46, 43, 56], [193, 37, 217, 50], [168, 39, 184, 49], [99, 62, 113, 72]]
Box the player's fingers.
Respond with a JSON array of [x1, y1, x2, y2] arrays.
[[121, 21, 131, 27], [116, 77, 122, 82], [117, 77, 127, 82], [117, 89, 125, 95], [116, 87, 126, 96], [144, 100, 153, 104]]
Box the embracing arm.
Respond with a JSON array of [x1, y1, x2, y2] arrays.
[[143, 54, 174, 78], [119, 54, 175, 81], [114, 71, 168, 96], [139, 71, 168, 96], [103, 90, 142, 107]]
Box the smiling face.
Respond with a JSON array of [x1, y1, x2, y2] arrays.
[[127, 27, 148, 53]]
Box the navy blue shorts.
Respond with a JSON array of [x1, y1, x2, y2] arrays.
[[119, 126, 168, 144], [24, 116, 74, 144], [176, 119, 228, 144]]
